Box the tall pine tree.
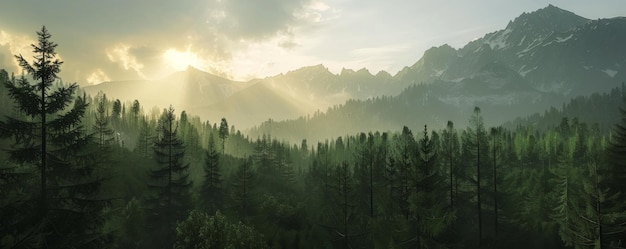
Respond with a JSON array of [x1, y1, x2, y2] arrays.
[[0, 26, 109, 248], [145, 106, 192, 249], [201, 132, 222, 213]]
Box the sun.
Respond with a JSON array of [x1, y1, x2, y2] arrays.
[[163, 48, 203, 71]]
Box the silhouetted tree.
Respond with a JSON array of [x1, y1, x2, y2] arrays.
[[202, 132, 222, 213], [219, 117, 229, 154], [93, 92, 115, 148], [0, 26, 109, 248], [112, 99, 122, 121], [145, 106, 192, 249]]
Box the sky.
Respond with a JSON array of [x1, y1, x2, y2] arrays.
[[0, 0, 624, 86]]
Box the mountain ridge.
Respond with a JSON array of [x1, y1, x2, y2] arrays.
[[83, 5, 626, 131]]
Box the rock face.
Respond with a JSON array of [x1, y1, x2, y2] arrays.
[[84, 5, 626, 129]]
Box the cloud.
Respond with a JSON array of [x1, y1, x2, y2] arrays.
[[0, 30, 36, 73], [0, 0, 341, 84], [207, 0, 314, 40], [106, 44, 146, 79], [86, 69, 111, 85]]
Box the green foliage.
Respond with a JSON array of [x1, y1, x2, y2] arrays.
[[219, 117, 229, 154], [144, 106, 192, 248], [201, 132, 223, 213], [174, 209, 268, 249]]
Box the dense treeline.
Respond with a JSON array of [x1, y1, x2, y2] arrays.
[[504, 86, 625, 134], [249, 81, 622, 145], [1, 27, 626, 249]]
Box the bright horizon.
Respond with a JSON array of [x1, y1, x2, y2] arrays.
[[0, 1, 624, 85]]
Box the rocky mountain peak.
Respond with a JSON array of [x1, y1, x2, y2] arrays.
[[506, 4, 589, 33]]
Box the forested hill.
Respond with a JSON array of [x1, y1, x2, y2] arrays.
[[503, 84, 626, 132], [248, 82, 624, 144]]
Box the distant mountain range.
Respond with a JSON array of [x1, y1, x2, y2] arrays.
[[84, 5, 626, 134]]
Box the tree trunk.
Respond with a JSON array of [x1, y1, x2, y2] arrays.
[[40, 68, 47, 217]]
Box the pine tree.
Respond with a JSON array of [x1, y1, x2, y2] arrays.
[[490, 126, 503, 242], [442, 121, 459, 210], [145, 106, 192, 249], [327, 161, 357, 248], [392, 126, 416, 218], [93, 92, 115, 148], [219, 117, 229, 154], [135, 116, 153, 158], [112, 99, 122, 121], [406, 125, 451, 248], [0, 26, 109, 248], [468, 106, 487, 246], [550, 142, 586, 248], [201, 132, 222, 213], [607, 93, 626, 193], [232, 156, 254, 218]]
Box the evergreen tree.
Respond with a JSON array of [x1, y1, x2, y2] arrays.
[[93, 92, 115, 148], [0, 26, 109, 248], [135, 116, 153, 158], [468, 106, 487, 246], [232, 156, 254, 218], [145, 106, 192, 249], [406, 125, 451, 248], [392, 126, 416, 218], [131, 99, 140, 118], [219, 117, 229, 154], [327, 161, 358, 248], [201, 132, 222, 213], [112, 99, 122, 121], [490, 126, 503, 241], [442, 121, 459, 210], [607, 93, 626, 193]]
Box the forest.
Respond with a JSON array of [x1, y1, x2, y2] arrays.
[[1, 27, 626, 249]]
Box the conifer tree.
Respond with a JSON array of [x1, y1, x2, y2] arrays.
[[145, 106, 192, 249], [327, 161, 357, 248], [219, 117, 229, 154], [392, 126, 416, 218], [202, 132, 222, 213], [232, 156, 254, 218], [0, 26, 109, 248], [93, 92, 115, 148], [490, 126, 503, 241], [135, 116, 152, 158], [468, 106, 487, 246], [406, 125, 451, 248], [607, 93, 626, 193], [112, 99, 122, 121], [442, 121, 459, 210]]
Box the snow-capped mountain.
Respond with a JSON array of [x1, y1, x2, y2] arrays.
[[399, 4, 625, 97]]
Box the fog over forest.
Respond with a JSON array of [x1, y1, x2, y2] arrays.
[[1, 3, 626, 249]]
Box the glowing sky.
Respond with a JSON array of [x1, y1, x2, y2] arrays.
[[0, 0, 623, 85]]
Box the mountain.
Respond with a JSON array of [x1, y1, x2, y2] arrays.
[[84, 64, 398, 127], [83, 66, 251, 113], [84, 5, 626, 133]]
